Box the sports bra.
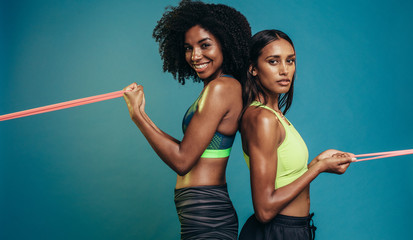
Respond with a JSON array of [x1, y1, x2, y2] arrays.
[[182, 75, 236, 158], [244, 101, 309, 189]]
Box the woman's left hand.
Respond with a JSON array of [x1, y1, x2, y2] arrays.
[[317, 152, 354, 174], [123, 82, 146, 121], [315, 149, 355, 162], [309, 149, 355, 169]]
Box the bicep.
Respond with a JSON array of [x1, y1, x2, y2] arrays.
[[244, 113, 280, 205]]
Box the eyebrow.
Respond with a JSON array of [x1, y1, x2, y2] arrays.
[[184, 38, 212, 45], [265, 54, 296, 60]]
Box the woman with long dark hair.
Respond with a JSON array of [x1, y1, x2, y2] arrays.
[[123, 1, 251, 239], [239, 29, 354, 240]]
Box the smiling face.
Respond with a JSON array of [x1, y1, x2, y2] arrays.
[[251, 38, 296, 96], [184, 25, 224, 82]]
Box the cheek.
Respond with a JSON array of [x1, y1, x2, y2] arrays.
[[290, 66, 296, 77], [258, 73, 272, 87], [259, 66, 277, 80], [217, 54, 224, 66], [185, 52, 192, 64], [212, 48, 223, 63]]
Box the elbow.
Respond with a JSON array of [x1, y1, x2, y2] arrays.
[[160, 150, 193, 176], [174, 160, 195, 176], [254, 203, 281, 223], [255, 210, 273, 224], [176, 167, 190, 176], [169, 150, 198, 176]]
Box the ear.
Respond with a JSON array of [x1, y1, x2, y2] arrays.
[[249, 65, 258, 76]]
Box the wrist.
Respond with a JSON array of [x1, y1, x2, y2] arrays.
[[313, 160, 325, 174], [309, 156, 321, 168], [131, 108, 144, 124]]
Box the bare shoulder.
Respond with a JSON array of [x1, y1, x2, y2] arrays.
[[241, 105, 282, 157], [241, 106, 280, 137], [206, 76, 242, 94], [200, 76, 242, 109]]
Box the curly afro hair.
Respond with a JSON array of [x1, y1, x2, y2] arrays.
[[153, 0, 251, 85]]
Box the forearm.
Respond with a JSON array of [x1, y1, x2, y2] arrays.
[[140, 111, 180, 144], [132, 111, 195, 175], [264, 154, 353, 216]]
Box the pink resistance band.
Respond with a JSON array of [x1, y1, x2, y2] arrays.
[[0, 90, 127, 122], [1, 91, 412, 163], [354, 149, 413, 162]]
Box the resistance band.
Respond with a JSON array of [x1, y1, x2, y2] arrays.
[[1, 91, 412, 163], [0, 90, 126, 122], [354, 149, 413, 162]]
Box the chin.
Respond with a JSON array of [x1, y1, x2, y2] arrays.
[[275, 87, 291, 94], [197, 74, 209, 81]]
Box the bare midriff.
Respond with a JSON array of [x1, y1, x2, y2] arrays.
[[175, 156, 229, 189], [279, 186, 310, 217]]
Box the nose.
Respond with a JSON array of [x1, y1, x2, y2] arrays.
[[191, 47, 202, 62], [279, 62, 288, 76]]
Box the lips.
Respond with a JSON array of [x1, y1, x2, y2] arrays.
[[277, 79, 291, 86], [192, 62, 209, 72]]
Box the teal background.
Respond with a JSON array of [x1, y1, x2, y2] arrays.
[[1, 0, 412, 239]]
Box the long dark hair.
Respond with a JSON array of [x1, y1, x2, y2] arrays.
[[243, 29, 295, 115]]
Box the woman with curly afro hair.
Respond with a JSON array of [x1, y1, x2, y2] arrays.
[[123, 0, 251, 239]]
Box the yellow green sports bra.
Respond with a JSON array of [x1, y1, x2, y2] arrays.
[[244, 101, 309, 189]]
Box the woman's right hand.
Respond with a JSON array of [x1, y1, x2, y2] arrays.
[[317, 151, 355, 175], [123, 82, 146, 121]]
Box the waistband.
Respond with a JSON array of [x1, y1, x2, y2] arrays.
[[271, 214, 312, 227], [271, 213, 316, 240], [175, 183, 228, 194], [174, 184, 231, 207]]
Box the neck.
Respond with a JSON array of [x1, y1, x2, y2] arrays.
[[256, 93, 280, 112], [201, 71, 224, 87]]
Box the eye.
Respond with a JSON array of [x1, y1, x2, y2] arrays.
[[184, 46, 192, 52], [287, 58, 296, 64], [268, 59, 278, 65], [201, 43, 211, 49]]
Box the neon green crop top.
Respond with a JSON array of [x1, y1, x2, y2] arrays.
[[244, 101, 309, 189]]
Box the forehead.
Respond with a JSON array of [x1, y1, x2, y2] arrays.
[[184, 25, 219, 44], [260, 39, 295, 57]]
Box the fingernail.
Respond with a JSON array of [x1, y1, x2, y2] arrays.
[[351, 157, 357, 161]]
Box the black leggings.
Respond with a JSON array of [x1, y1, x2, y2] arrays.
[[239, 213, 316, 240], [174, 184, 238, 240]]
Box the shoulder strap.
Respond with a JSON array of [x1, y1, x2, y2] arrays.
[[250, 101, 289, 128], [221, 74, 235, 79]]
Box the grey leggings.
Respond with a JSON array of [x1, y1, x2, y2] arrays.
[[174, 184, 238, 240]]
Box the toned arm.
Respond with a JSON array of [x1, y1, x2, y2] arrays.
[[124, 78, 241, 176], [241, 107, 352, 223]]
